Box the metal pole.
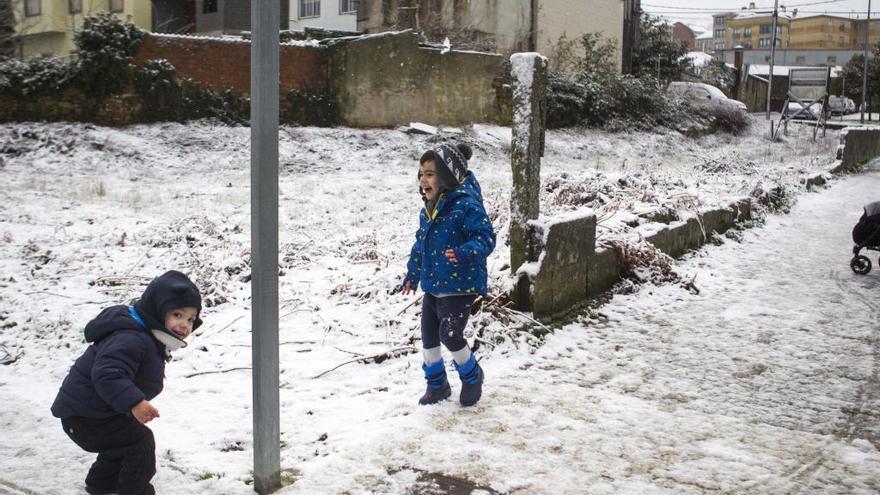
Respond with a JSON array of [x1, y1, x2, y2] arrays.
[[862, 0, 872, 123], [767, 0, 779, 126], [250, 0, 280, 492]]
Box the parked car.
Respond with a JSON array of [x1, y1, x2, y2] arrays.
[[785, 102, 824, 120], [667, 81, 748, 113], [828, 96, 847, 116]]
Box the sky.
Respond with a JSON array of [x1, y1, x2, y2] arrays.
[[642, 0, 877, 30]]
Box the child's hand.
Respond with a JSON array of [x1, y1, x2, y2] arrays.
[[131, 400, 160, 424], [445, 249, 459, 264], [401, 281, 414, 295]]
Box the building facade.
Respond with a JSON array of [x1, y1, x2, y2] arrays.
[[727, 10, 792, 50], [695, 31, 712, 52], [672, 22, 694, 51], [356, 0, 625, 70], [710, 7, 880, 54], [150, 0, 288, 36], [289, 0, 358, 32], [13, 0, 151, 58]]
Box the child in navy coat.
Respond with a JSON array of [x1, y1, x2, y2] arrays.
[[402, 143, 496, 406], [51, 270, 202, 495]]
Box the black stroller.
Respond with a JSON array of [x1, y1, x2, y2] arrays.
[[851, 200, 880, 274]]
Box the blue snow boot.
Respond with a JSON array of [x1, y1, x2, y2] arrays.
[[419, 360, 451, 405], [454, 355, 483, 407]]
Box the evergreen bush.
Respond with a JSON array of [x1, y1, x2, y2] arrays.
[[73, 12, 144, 100]]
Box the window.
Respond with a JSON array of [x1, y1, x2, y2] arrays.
[[744, 27, 752, 37], [715, 16, 726, 27], [840, 22, 847, 32], [203, 0, 217, 14], [714, 29, 725, 39], [828, 56, 837, 63], [69, 0, 82, 13], [840, 36, 845, 47], [340, 0, 357, 14], [109, 0, 123, 12], [733, 28, 740, 38], [25, 0, 41, 16], [300, 0, 319, 18]]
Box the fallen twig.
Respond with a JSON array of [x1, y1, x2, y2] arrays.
[[312, 345, 417, 379], [397, 295, 423, 316], [185, 366, 251, 378]]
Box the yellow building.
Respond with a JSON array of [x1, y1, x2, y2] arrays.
[[726, 11, 792, 50], [13, 0, 152, 59], [851, 18, 880, 50], [713, 8, 880, 53]]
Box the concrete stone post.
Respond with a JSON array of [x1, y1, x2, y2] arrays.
[[509, 52, 547, 275]]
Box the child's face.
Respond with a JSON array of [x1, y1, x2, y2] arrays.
[[164, 307, 198, 340], [419, 160, 440, 201]]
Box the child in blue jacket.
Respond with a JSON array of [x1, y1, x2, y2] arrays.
[[402, 143, 496, 406], [51, 270, 202, 495]]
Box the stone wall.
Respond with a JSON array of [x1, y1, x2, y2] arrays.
[[327, 31, 510, 127], [834, 127, 880, 173], [517, 199, 753, 321], [130, 31, 510, 128], [515, 211, 597, 318]]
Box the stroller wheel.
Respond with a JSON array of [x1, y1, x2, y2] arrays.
[[851, 255, 872, 275]]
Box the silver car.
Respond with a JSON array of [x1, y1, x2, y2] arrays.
[[668, 81, 748, 113]]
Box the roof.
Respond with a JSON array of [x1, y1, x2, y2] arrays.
[[748, 64, 842, 77], [685, 51, 715, 67], [733, 11, 794, 21]]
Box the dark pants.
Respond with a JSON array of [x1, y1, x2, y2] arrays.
[[61, 415, 156, 495], [421, 293, 476, 353]]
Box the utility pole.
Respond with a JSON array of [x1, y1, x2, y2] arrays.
[[250, 0, 281, 492], [767, 0, 780, 135], [862, 0, 872, 123]]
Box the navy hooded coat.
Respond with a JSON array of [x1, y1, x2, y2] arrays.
[[51, 270, 201, 419]]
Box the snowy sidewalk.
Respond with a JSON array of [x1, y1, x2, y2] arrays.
[[278, 162, 880, 494]]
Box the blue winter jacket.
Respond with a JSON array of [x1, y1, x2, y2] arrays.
[[51, 305, 166, 419], [405, 171, 496, 296]]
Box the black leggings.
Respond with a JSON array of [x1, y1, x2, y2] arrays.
[[421, 293, 476, 352], [61, 415, 156, 495]]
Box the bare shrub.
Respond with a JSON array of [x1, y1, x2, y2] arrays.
[[710, 104, 751, 135]]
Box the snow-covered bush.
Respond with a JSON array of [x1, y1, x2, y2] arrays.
[[133, 59, 181, 121], [283, 87, 339, 127], [545, 32, 706, 132], [708, 102, 751, 135], [73, 13, 144, 100], [133, 59, 248, 124], [0, 56, 71, 97]]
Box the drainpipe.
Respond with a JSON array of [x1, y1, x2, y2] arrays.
[[529, 0, 538, 51], [861, 0, 871, 123]]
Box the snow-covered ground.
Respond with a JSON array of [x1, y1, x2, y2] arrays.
[[0, 119, 875, 494]]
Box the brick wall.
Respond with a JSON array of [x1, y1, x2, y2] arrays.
[[133, 34, 329, 95], [673, 23, 695, 51]]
